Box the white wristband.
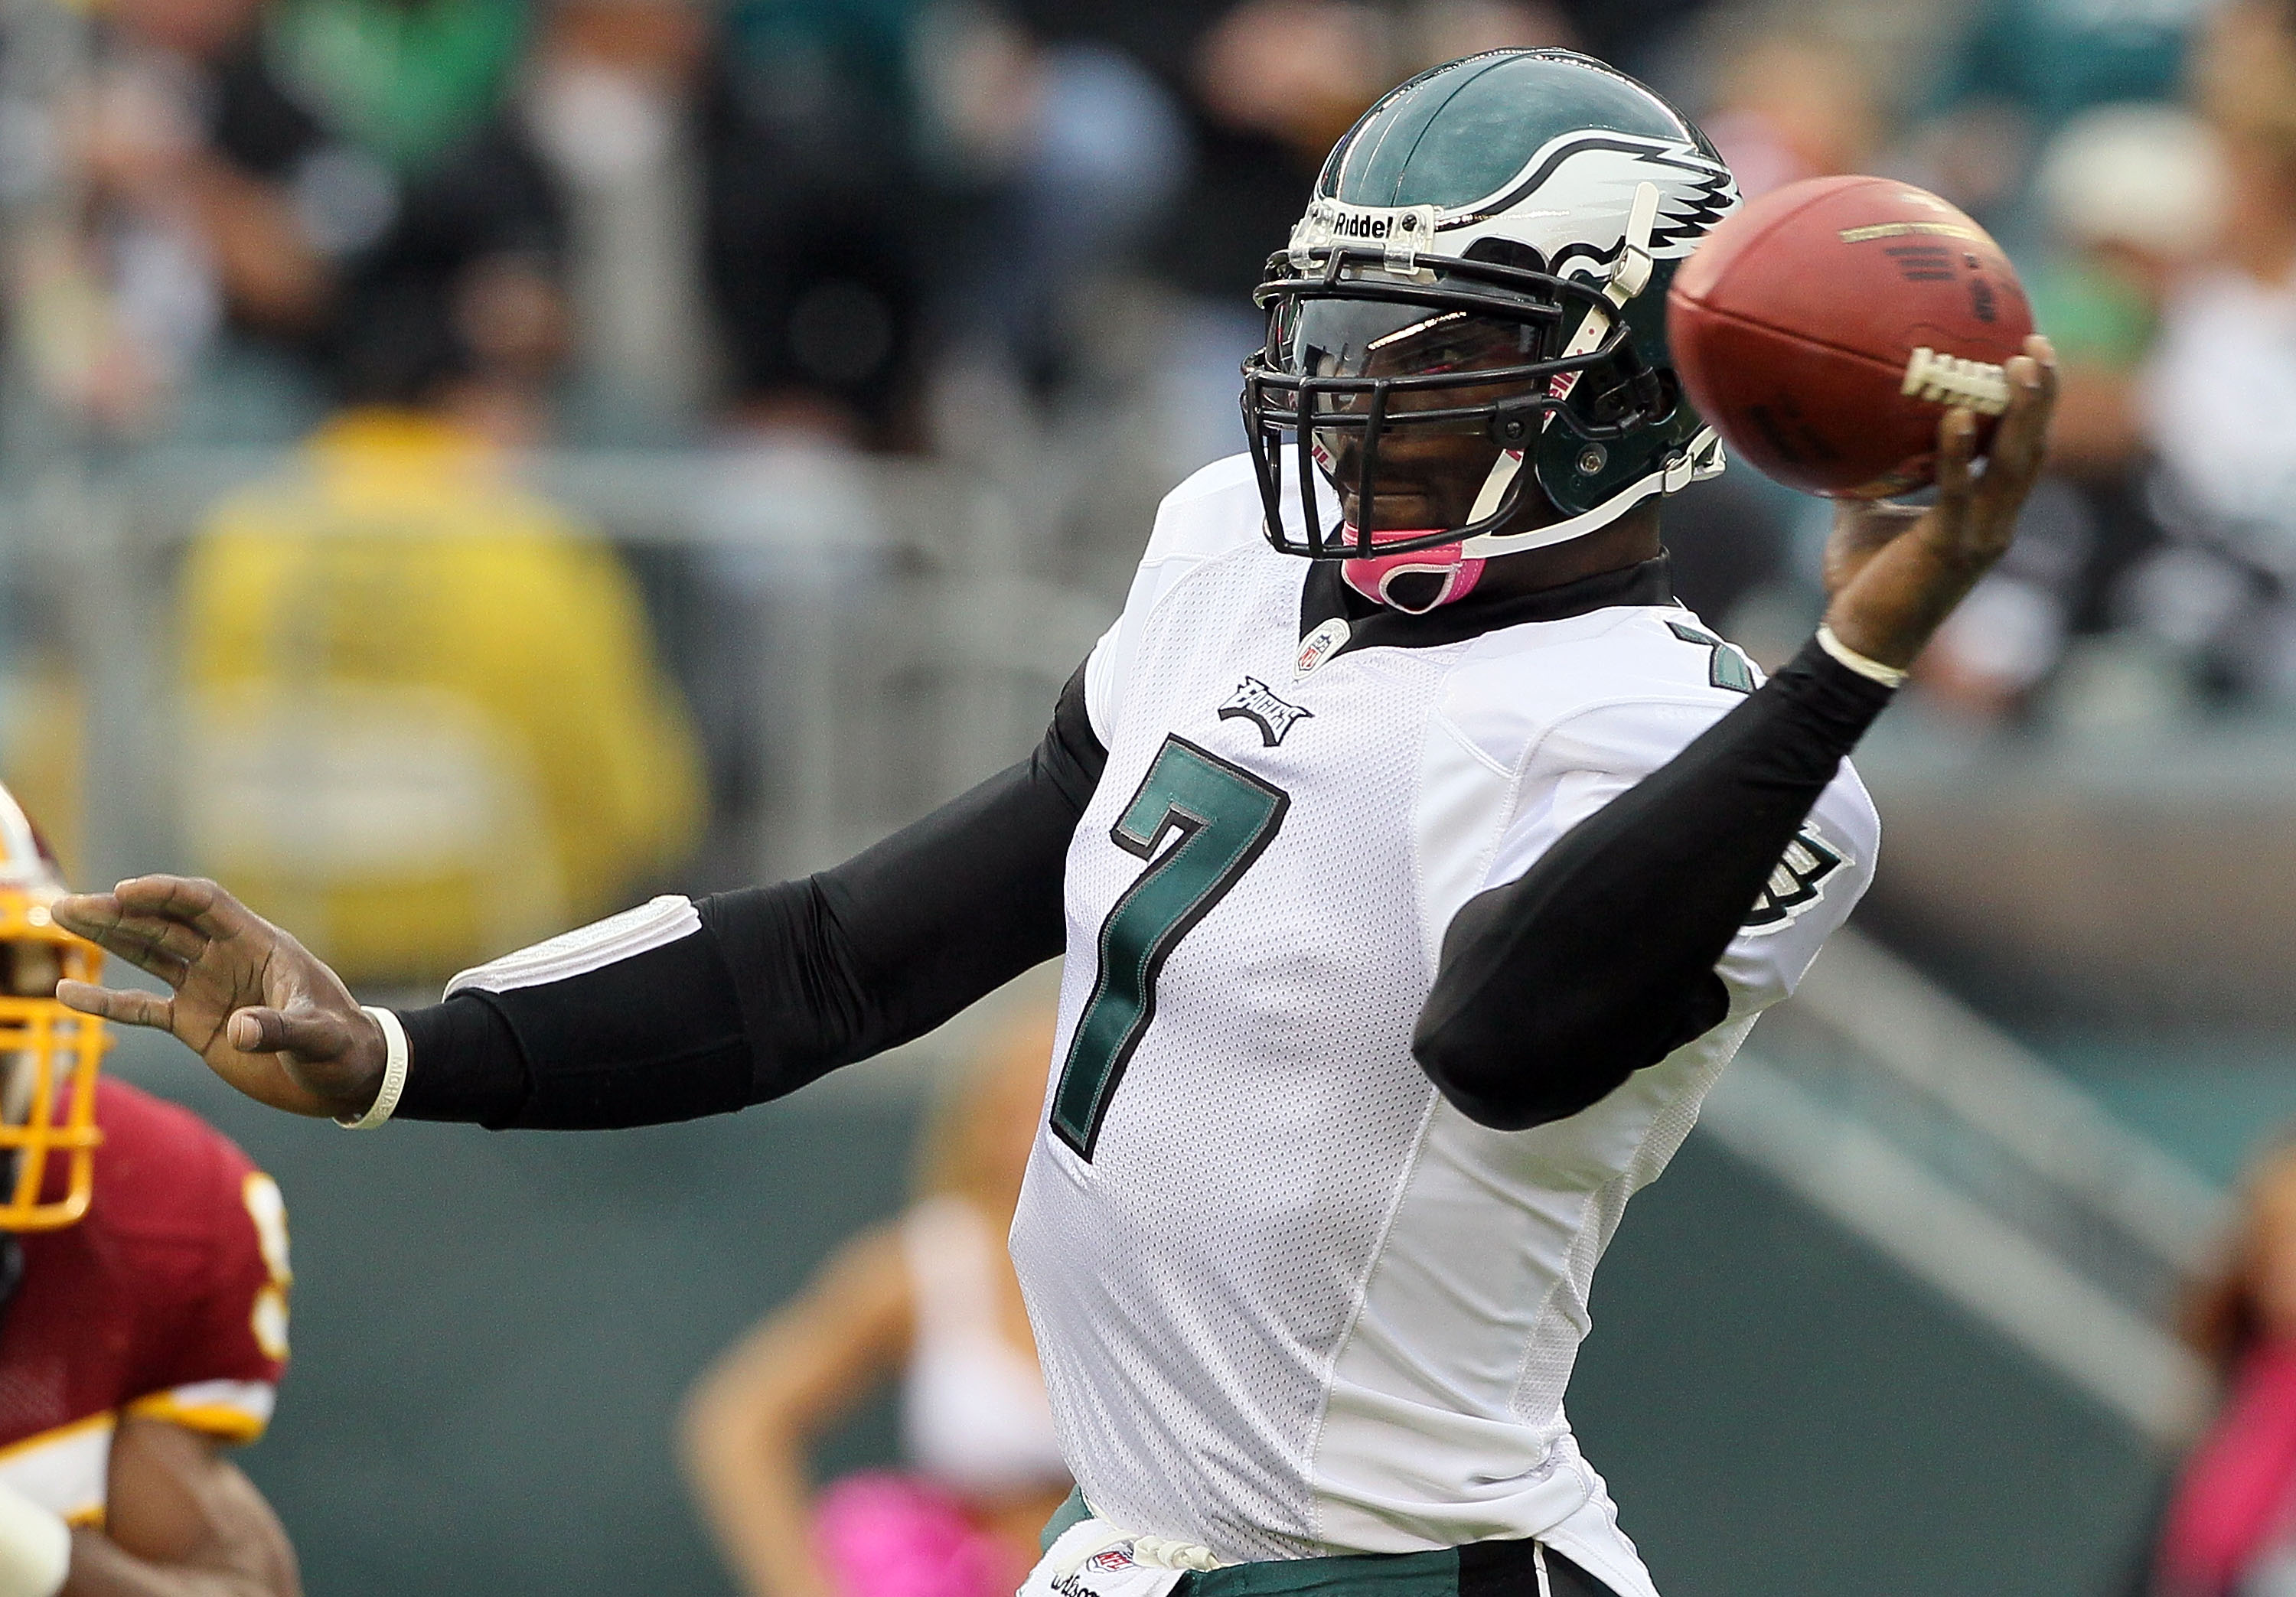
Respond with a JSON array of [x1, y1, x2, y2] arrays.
[[1815, 624, 1910, 689], [335, 1006, 409, 1130], [0, 1478, 70, 1597]]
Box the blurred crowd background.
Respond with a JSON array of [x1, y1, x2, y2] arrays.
[[16, 0, 2296, 1592], [12, 0, 2296, 945]]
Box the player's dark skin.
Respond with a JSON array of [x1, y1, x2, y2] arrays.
[[44, 336, 2058, 1123], [65, 1419, 301, 1597]]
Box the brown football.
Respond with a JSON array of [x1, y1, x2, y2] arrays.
[[1666, 174, 2034, 498]]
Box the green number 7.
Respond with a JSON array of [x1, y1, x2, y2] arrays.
[[1051, 735, 1289, 1159]]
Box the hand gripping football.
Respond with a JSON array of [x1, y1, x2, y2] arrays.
[[1665, 174, 2035, 497]]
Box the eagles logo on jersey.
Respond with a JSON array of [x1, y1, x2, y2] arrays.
[[1742, 827, 1848, 934], [1217, 679, 1313, 747]]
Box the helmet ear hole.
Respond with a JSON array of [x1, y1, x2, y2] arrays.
[[1460, 236, 1548, 274], [1458, 238, 1555, 359], [1645, 367, 1682, 422], [1585, 363, 1679, 427]]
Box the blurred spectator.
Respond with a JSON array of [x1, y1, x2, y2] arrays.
[[2151, 1135, 2296, 1596], [322, 156, 569, 444], [16, 0, 576, 439], [1918, 105, 2226, 719], [1701, 36, 1880, 200], [174, 390, 703, 983], [302, 107, 569, 437], [915, 2, 1188, 393], [1411, 0, 1578, 64], [682, 1011, 1068, 1597], [1936, 0, 2210, 136], [520, 0, 716, 433], [1544, 0, 1714, 78], [207, 0, 569, 432], [1916, 0, 2217, 233], [18, 0, 334, 435], [1175, 0, 1417, 304], [1143, 0, 1576, 474], [263, 0, 527, 170], [700, 0, 929, 442], [2031, 106, 2224, 475], [2105, 0, 2296, 705]]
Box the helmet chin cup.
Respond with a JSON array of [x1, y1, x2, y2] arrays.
[[1341, 528, 1487, 613]]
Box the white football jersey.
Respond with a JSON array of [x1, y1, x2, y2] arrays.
[[1007, 454, 1878, 1597]]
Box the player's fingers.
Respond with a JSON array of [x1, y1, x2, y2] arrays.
[[1925, 407, 1978, 549], [47, 908, 192, 985], [111, 874, 266, 944], [80, 909, 204, 967], [54, 979, 171, 1031], [49, 892, 119, 938], [1974, 341, 2057, 521], [227, 1005, 350, 1061]]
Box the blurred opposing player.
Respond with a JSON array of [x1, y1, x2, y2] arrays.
[[0, 789, 297, 1597], [57, 50, 2053, 1597]]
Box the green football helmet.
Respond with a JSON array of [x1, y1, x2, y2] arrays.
[[1241, 50, 1740, 563]]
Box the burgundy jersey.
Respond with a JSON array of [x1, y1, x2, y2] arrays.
[[0, 1080, 289, 1527]]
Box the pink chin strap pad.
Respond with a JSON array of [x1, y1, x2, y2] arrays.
[[1339, 529, 1487, 614]]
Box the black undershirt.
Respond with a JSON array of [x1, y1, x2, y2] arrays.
[[398, 573, 1892, 1133]]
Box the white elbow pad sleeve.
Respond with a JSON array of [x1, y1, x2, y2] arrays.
[[0, 1479, 68, 1597]]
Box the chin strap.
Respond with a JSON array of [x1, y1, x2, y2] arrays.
[[1341, 527, 1488, 612], [1544, 181, 1660, 401], [1342, 422, 1728, 595], [1609, 181, 1661, 308]]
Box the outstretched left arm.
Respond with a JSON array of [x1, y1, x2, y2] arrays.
[[54, 662, 1108, 1130]]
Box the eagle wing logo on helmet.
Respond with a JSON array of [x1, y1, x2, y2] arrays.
[[1440, 132, 1738, 271], [1639, 145, 1738, 251]]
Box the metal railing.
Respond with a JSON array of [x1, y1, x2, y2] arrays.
[[1714, 927, 2228, 1445], [17, 445, 1116, 893]]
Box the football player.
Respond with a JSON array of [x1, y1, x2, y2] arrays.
[[0, 789, 298, 1597], [56, 51, 2053, 1597]]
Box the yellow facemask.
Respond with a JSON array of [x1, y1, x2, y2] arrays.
[[0, 889, 108, 1232]]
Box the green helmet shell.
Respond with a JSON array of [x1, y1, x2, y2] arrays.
[[1319, 50, 1713, 213], [1247, 51, 1740, 554]]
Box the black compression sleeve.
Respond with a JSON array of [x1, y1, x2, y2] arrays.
[[398, 995, 524, 1124], [1412, 637, 1893, 1131], [394, 663, 1107, 1129]]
